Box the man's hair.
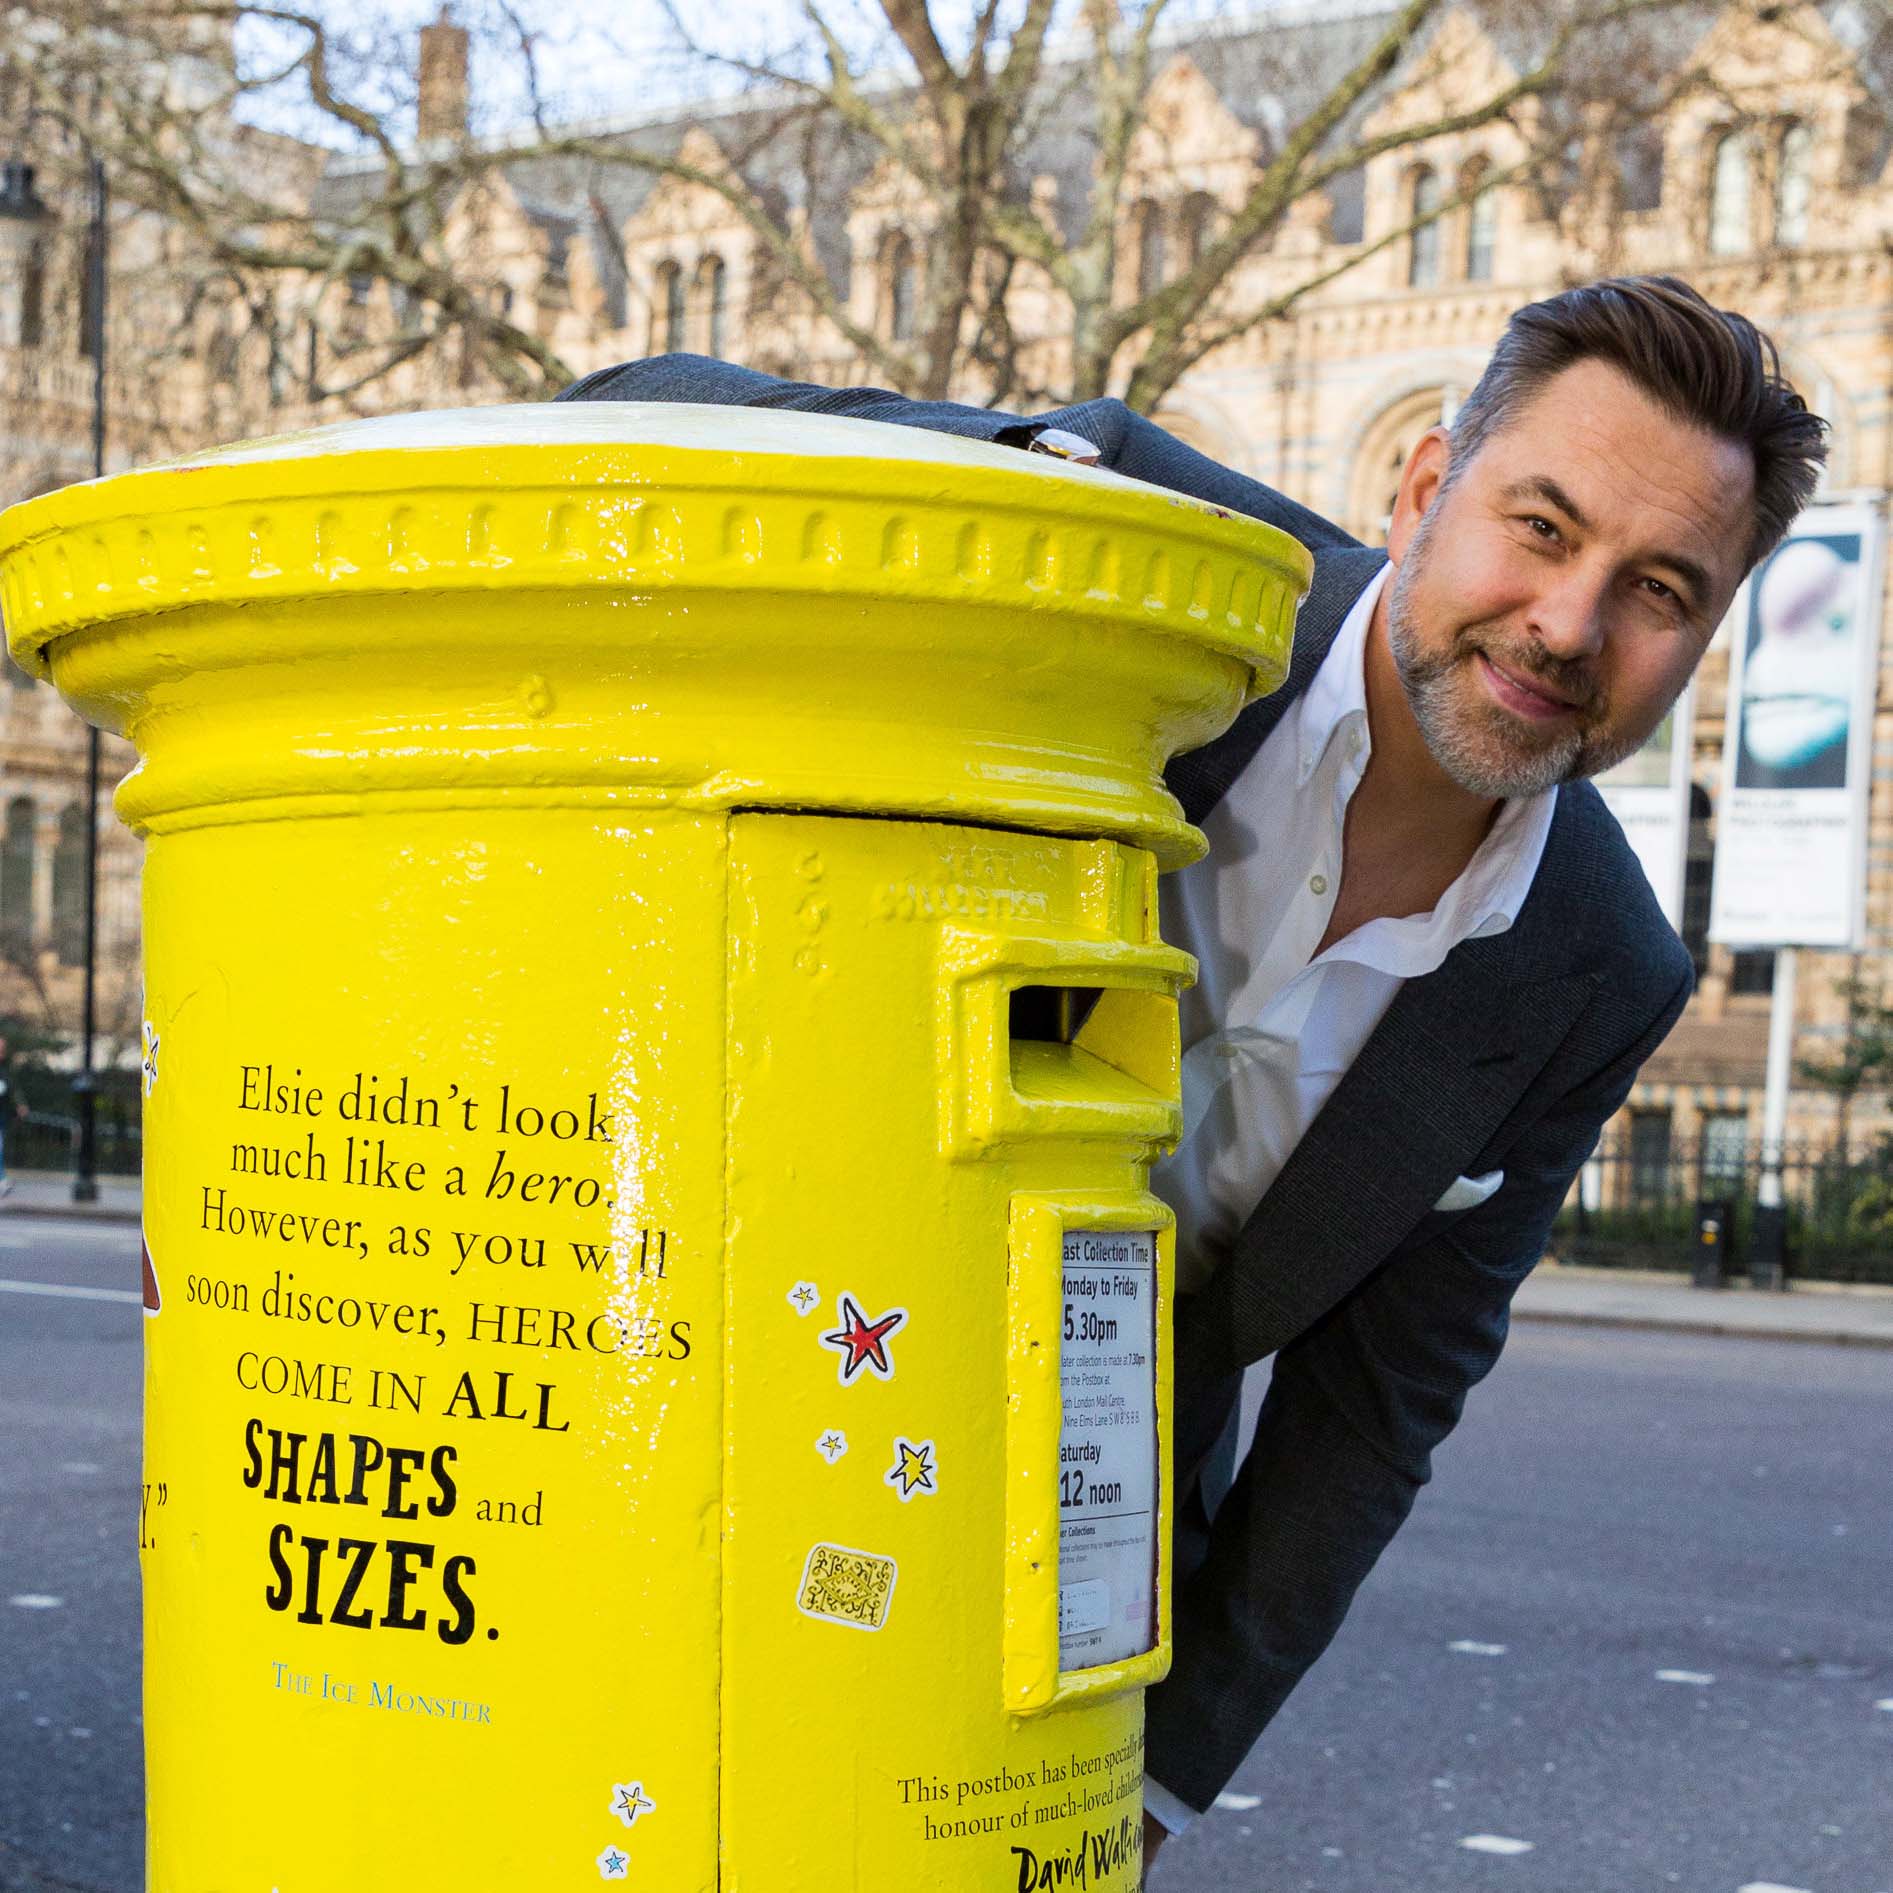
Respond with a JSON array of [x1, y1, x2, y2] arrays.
[[1446, 275, 1828, 573]]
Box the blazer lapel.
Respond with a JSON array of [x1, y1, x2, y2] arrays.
[[1177, 928, 1601, 1378]]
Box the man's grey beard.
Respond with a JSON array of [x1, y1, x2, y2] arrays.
[[1386, 510, 1647, 799]]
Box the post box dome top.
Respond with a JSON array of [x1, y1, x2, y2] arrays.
[[0, 402, 1311, 862]]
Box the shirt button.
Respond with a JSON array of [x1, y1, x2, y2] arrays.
[[1309, 873, 1329, 896], [1217, 1042, 1242, 1060]]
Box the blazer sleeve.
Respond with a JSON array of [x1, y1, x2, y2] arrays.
[[555, 351, 1034, 445], [554, 356, 1359, 553], [1141, 964, 1692, 1812]]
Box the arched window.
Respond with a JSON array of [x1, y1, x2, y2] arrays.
[[884, 232, 917, 343], [1708, 130, 1752, 256], [1176, 192, 1215, 272], [697, 254, 727, 358], [52, 802, 85, 966], [0, 795, 33, 940], [1463, 164, 1498, 282], [1135, 199, 1166, 298], [653, 260, 685, 354], [1346, 386, 1450, 541], [1407, 168, 1441, 287], [1775, 121, 1813, 247]]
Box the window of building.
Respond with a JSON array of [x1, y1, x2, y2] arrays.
[[654, 261, 684, 354], [52, 802, 85, 966], [0, 795, 33, 940], [1465, 172, 1498, 282], [884, 233, 916, 343], [1681, 782, 1713, 977], [1708, 130, 1752, 256], [1176, 192, 1215, 272], [699, 253, 727, 358], [1134, 199, 1166, 298], [77, 229, 103, 361], [1730, 949, 1776, 996], [1699, 1112, 1749, 1192], [1629, 1108, 1674, 1204], [1775, 120, 1813, 247], [1407, 168, 1441, 287], [1613, 125, 1666, 214], [19, 238, 42, 347]]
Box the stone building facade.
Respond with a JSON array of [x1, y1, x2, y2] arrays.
[[2, 2, 1889, 1177]]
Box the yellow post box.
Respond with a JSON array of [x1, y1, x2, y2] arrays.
[[0, 404, 1307, 1891]]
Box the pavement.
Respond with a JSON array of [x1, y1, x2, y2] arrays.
[[1516, 1261, 1893, 1349], [2, 1168, 1889, 1347], [0, 1170, 140, 1225]]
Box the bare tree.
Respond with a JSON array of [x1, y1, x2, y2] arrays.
[[0, 0, 1880, 432]]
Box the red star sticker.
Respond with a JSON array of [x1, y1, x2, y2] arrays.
[[821, 1294, 906, 1383]]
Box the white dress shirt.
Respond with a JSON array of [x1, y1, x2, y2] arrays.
[[1141, 564, 1554, 1836]]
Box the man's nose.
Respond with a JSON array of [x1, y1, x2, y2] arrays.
[[1525, 564, 1610, 662]]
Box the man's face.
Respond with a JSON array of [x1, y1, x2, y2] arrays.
[[1384, 358, 1757, 799]]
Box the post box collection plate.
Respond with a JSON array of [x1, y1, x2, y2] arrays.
[[0, 404, 1308, 1890], [1057, 1228, 1159, 1672]]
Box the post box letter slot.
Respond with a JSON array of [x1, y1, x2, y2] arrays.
[[941, 926, 1191, 1159], [1008, 983, 1103, 1044]]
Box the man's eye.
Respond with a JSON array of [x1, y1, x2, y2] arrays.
[[1522, 515, 1559, 540], [1641, 576, 1677, 604]]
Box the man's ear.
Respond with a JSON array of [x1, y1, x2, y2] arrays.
[[1387, 425, 1452, 565]]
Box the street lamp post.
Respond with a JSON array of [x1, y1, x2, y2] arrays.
[[71, 155, 106, 1204]]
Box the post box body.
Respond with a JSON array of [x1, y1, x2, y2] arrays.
[[0, 407, 1306, 1891]]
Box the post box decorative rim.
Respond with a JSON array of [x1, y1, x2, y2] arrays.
[[0, 403, 1310, 866]]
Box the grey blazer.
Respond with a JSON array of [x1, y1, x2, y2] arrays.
[[557, 357, 1694, 1811]]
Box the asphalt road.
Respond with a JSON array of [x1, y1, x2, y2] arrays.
[[0, 1217, 143, 1893], [3, 1218, 1890, 1893]]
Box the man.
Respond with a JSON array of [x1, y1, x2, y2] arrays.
[[557, 275, 1827, 1864]]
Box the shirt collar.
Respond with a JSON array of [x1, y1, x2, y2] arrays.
[[1293, 562, 1387, 788]]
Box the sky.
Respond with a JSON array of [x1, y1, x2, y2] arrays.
[[232, 0, 1344, 150]]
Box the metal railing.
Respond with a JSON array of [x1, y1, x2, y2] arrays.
[[1554, 1131, 1893, 1286], [7, 1102, 140, 1178]]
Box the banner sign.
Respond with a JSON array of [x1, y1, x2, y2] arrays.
[[1595, 686, 1695, 930], [1709, 502, 1884, 949]]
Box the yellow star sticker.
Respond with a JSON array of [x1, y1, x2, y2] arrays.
[[885, 1437, 936, 1501]]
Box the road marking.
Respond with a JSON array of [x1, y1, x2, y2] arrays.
[[1656, 1669, 1716, 1686], [9, 1595, 64, 1610], [1875, 1699, 1893, 1714], [59, 1462, 100, 1475], [1214, 1792, 1261, 1811], [0, 1277, 140, 1305], [1449, 1640, 1509, 1656], [1738, 1883, 1813, 1892], [1459, 1835, 1534, 1856]]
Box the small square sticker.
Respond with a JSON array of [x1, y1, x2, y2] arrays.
[[797, 1541, 897, 1632]]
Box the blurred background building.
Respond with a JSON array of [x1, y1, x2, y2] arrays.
[[1, 0, 1888, 1265]]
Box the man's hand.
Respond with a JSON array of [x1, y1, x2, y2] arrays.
[[1141, 1812, 1168, 1883]]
